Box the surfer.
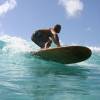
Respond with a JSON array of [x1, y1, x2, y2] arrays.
[[31, 24, 61, 49]]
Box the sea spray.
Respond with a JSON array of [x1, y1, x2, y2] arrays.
[[0, 35, 39, 54]]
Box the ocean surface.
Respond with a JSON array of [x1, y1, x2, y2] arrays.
[[0, 35, 100, 100]]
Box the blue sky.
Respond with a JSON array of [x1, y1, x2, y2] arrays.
[[0, 0, 100, 46]]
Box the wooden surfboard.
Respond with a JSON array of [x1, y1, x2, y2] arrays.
[[31, 46, 92, 64]]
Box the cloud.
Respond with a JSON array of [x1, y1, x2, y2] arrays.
[[0, 0, 17, 16], [59, 0, 84, 17]]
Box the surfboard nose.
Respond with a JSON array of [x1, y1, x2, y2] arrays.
[[73, 46, 92, 61]]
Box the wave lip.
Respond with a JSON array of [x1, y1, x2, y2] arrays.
[[0, 35, 36, 54], [90, 46, 100, 52]]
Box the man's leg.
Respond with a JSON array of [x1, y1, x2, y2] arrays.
[[31, 32, 44, 48], [44, 39, 52, 48]]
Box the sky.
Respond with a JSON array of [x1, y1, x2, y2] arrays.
[[0, 0, 100, 47]]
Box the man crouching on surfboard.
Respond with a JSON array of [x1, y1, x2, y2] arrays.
[[31, 24, 61, 49]]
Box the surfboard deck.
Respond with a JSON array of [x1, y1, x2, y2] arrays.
[[31, 46, 92, 64]]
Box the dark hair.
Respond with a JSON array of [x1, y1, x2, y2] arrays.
[[54, 24, 61, 33]]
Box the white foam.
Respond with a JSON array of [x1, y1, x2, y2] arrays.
[[89, 46, 100, 52], [0, 35, 39, 53]]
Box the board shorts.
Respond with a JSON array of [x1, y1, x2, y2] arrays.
[[31, 31, 52, 48]]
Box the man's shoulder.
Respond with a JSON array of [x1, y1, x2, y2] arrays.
[[36, 29, 50, 33]]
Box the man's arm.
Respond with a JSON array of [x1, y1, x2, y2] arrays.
[[52, 34, 61, 47]]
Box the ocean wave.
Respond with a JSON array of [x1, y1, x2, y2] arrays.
[[0, 40, 6, 49], [0, 35, 39, 54], [77, 62, 99, 67], [90, 46, 100, 52], [0, 34, 100, 56]]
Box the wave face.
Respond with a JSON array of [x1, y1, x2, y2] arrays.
[[0, 35, 100, 100]]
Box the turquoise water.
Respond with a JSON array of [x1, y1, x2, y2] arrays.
[[0, 35, 100, 100]]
